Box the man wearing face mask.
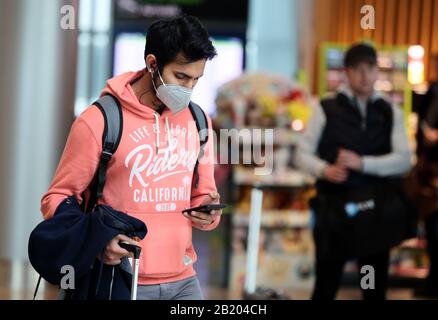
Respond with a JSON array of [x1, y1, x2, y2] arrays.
[[41, 15, 221, 299], [295, 43, 413, 300]]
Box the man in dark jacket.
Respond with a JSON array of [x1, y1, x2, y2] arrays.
[[295, 43, 413, 300]]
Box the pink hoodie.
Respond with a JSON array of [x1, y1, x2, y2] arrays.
[[41, 69, 220, 285]]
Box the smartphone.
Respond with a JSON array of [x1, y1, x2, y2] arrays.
[[182, 204, 227, 215]]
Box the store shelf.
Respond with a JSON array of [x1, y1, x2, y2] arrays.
[[345, 262, 428, 279], [220, 74, 317, 292], [343, 262, 428, 288], [234, 183, 315, 191], [389, 266, 428, 279], [229, 251, 315, 292], [237, 127, 300, 146], [234, 167, 316, 188], [233, 210, 310, 228]]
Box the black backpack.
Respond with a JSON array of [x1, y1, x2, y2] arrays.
[[82, 94, 209, 212]]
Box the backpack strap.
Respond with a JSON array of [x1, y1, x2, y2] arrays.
[[85, 94, 123, 212], [34, 95, 123, 300], [188, 101, 209, 189]]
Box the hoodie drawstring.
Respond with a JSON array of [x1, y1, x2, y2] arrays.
[[165, 117, 171, 146], [153, 112, 160, 152], [154, 113, 171, 153]]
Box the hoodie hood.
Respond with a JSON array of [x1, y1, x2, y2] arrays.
[[101, 69, 159, 120], [102, 69, 173, 151]]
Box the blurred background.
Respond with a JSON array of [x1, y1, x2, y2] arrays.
[[0, 0, 437, 299]]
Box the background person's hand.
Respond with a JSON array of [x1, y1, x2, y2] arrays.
[[101, 234, 141, 265], [324, 164, 349, 183], [424, 126, 438, 145], [336, 148, 363, 171], [183, 191, 223, 226]]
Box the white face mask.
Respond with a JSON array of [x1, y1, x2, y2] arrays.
[[149, 66, 192, 114]]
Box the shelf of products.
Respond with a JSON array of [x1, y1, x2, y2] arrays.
[[214, 72, 314, 131], [236, 127, 300, 146], [389, 238, 429, 280], [343, 239, 429, 282], [233, 210, 311, 229], [341, 238, 429, 285], [230, 224, 315, 292], [228, 179, 316, 293], [228, 211, 312, 294], [214, 73, 316, 294], [233, 166, 315, 188]]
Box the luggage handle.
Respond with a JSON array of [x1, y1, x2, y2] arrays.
[[118, 240, 141, 300], [118, 240, 141, 259]]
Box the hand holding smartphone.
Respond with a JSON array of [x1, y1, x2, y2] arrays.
[[182, 204, 227, 215]]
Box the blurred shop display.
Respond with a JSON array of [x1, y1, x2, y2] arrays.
[[214, 73, 317, 295], [230, 186, 316, 294], [342, 237, 429, 285], [215, 72, 314, 130]]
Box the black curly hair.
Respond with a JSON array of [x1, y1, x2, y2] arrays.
[[144, 15, 217, 71], [344, 43, 377, 68]]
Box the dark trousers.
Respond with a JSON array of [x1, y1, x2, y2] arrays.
[[425, 214, 438, 290], [312, 251, 390, 300]]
